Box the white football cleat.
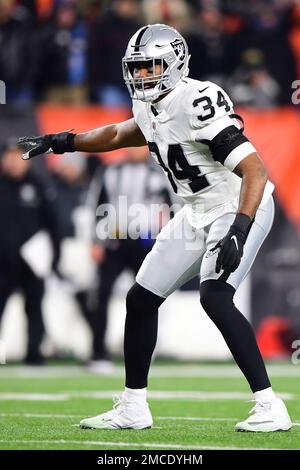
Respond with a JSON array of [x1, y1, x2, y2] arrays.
[[235, 398, 292, 432], [79, 393, 153, 430]]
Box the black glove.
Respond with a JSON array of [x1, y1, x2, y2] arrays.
[[18, 130, 76, 160], [212, 213, 252, 274]]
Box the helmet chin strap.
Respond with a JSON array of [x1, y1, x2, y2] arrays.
[[134, 87, 161, 102], [133, 77, 164, 102]]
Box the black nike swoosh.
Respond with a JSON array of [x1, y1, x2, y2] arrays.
[[199, 86, 209, 93]]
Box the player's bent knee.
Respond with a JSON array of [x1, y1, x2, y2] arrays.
[[126, 282, 165, 314], [200, 280, 235, 316]]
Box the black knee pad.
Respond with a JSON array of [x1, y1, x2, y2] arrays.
[[126, 282, 165, 315], [200, 280, 235, 316]]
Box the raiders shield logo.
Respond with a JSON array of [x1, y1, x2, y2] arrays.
[[171, 39, 185, 61]]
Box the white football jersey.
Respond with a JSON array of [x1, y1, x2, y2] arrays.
[[132, 78, 274, 228]]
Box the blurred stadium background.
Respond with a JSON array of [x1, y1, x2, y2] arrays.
[[0, 0, 300, 371]]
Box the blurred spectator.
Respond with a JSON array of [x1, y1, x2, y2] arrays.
[[87, 0, 141, 105], [223, 1, 296, 105], [36, 0, 88, 103], [0, 0, 296, 106], [142, 0, 191, 33], [49, 150, 172, 371], [186, 6, 231, 84], [0, 140, 60, 364], [0, 0, 38, 104], [51, 152, 91, 243], [289, 2, 300, 80], [86, 153, 172, 372], [227, 48, 280, 108], [50, 153, 103, 363]]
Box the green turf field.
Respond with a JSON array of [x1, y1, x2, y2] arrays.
[[0, 363, 299, 450]]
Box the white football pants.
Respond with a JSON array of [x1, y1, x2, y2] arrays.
[[136, 196, 274, 298]]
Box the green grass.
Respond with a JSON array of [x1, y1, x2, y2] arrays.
[[0, 363, 299, 450]]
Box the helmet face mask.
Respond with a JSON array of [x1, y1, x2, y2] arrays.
[[122, 24, 190, 102], [122, 57, 169, 101]]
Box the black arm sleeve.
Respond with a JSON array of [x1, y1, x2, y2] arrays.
[[198, 125, 249, 165]]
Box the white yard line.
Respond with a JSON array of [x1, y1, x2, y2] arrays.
[[0, 393, 69, 401], [0, 390, 294, 401], [0, 412, 82, 418], [0, 363, 299, 378], [74, 391, 295, 400], [0, 439, 290, 450], [0, 366, 87, 378]]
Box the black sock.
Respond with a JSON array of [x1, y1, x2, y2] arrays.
[[200, 280, 271, 393], [124, 282, 165, 389]]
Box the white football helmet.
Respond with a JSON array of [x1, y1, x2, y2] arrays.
[[122, 24, 190, 102]]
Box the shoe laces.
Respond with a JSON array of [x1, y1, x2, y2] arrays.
[[248, 399, 272, 416], [112, 394, 123, 409], [112, 394, 132, 415]]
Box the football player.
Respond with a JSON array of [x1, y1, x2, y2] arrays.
[[18, 24, 292, 432]]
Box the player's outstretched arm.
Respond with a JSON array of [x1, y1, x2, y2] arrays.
[[74, 118, 146, 152], [18, 118, 146, 160]]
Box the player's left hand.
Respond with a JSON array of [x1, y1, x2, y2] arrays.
[[18, 134, 53, 160], [18, 130, 75, 160], [212, 213, 252, 274]]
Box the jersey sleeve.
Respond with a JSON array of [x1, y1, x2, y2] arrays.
[[186, 81, 256, 171]]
